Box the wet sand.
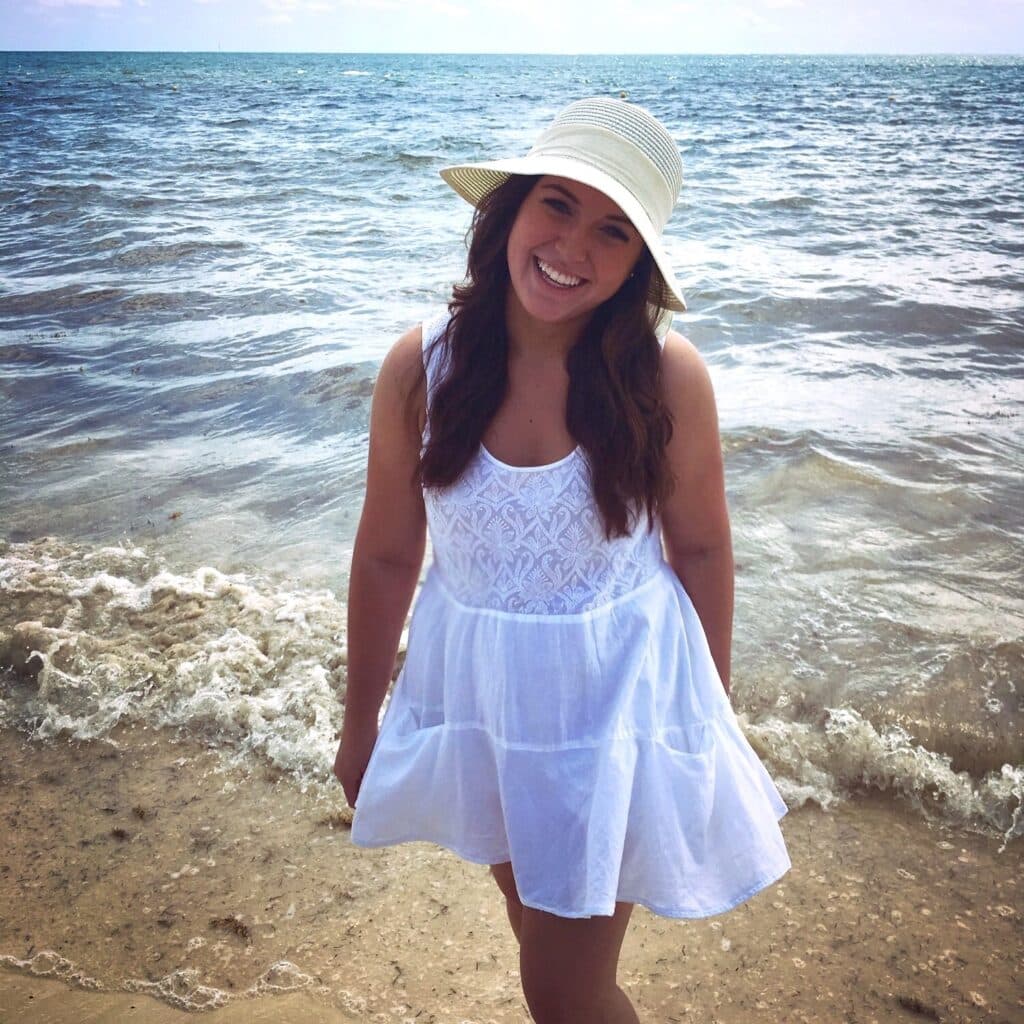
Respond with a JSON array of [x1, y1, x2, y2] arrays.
[[0, 726, 1020, 1023]]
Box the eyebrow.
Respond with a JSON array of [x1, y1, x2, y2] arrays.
[[540, 183, 632, 225]]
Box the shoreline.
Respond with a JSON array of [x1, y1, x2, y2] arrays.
[[0, 726, 1020, 1023]]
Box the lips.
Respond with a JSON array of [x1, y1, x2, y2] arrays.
[[535, 257, 584, 289]]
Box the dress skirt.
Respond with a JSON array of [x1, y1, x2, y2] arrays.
[[350, 561, 790, 920]]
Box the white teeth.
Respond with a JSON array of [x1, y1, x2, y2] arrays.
[[536, 258, 583, 288]]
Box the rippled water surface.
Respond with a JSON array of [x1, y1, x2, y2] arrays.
[[1, 52, 1022, 839]]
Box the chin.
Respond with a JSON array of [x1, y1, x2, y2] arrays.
[[514, 277, 600, 327]]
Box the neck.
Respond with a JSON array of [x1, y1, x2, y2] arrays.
[[504, 290, 589, 362]]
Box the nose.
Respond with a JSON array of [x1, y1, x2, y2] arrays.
[[555, 223, 587, 265]]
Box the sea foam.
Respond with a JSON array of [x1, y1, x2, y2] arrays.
[[1, 537, 1020, 843]]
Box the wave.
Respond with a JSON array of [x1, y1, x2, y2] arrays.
[[112, 239, 246, 270], [744, 709, 1022, 849], [1, 537, 1019, 843], [0, 538, 350, 792], [0, 951, 317, 1012], [0, 951, 102, 992], [206, 117, 255, 128]]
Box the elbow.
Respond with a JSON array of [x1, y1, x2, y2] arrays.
[[352, 536, 426, 579], [665, 535, 733, 571], [352, 511, 427, 577]]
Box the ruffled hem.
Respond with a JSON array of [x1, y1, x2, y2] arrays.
[[351, 713, 790, 919], [351, 836, 790, 921], [350, 560, 791, 920]]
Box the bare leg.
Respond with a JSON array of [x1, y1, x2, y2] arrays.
[[488, 862, 639, 1023], [519, 902, 639, 1023], [488, 861, 523, 942]]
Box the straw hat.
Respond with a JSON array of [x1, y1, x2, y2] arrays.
[[440, 97, 686, 313]]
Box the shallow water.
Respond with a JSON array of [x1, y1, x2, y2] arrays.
[[1, 52, 1022, 842]]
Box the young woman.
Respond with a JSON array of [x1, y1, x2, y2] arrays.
[[334, 98, 790, 1024]]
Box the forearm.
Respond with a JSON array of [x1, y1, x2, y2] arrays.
[[343, 550, 424, 726], [669, 538, 734, 694]]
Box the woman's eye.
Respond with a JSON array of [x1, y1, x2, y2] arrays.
[[542, 198, 571, 215], [602, 225, 630, 242]]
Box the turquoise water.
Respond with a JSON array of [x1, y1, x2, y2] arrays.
[[1, 52, 1022, 839]]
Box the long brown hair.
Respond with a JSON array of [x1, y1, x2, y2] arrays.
[[420, 175, 675, 538]]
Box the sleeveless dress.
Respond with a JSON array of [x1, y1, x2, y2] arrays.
[[350, 310, 791, 920]]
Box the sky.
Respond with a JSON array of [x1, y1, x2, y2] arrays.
[[2, 0, 1023, 54]]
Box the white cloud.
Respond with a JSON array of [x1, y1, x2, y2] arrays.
[[427, 0, 467, 14], [259, 0, 343, 16], [259, 0, 342, 23], [253, 0, 468, 16], [337, 0, 467, 10], [337, 0, 402, 8], [762, 0, 804, 8], [36, 0, 122, 8], [731, 4, 769, 26]]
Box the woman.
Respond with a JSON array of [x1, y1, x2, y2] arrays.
[[334, 98, 790, 1024]]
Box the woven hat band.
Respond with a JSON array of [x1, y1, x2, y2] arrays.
[[528, 123, 676, 232]]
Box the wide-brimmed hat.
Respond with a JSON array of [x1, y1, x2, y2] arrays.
[[440, 97, 686, 313]]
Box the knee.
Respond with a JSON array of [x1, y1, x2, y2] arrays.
[[520, 970, 569, 1024], [520, 958, 612, 1024]]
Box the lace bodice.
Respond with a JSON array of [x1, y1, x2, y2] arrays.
[[421, 312, 664, 616]]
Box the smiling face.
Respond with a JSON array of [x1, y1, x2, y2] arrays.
[[505, 176, 646, 333]]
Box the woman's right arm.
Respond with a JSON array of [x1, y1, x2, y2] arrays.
[[334, 324, 428, 807]]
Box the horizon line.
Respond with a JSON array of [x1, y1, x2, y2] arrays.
[[3, 48, 1023, 57]]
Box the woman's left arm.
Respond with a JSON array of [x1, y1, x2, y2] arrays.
[[658, 330, 735, 696]]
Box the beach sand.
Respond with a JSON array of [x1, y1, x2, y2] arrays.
[[0, 726, 1019, 1024]]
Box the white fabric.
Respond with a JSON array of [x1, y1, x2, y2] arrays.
[[425, 445, 663, 616], [350, 310, 791, 919]]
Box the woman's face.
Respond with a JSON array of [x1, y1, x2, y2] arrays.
[[505, 176, 646, 329]]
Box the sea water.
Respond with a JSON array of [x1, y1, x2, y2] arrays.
[[1, 52, 1022, 843]]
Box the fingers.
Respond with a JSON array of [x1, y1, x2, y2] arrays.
[[343, 775, 361, 808], [332, 736, 373, 808]]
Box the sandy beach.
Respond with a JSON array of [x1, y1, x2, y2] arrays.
[[0, 725, 1019, 1024]]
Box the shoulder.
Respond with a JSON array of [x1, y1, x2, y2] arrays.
[[368, 323, 430, 440], [660, 329, 717, 417], [377, 323, 425, 401], [383, 322, 424, 372]]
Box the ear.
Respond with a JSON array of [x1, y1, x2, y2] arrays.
[[629, 247, 654, 281]]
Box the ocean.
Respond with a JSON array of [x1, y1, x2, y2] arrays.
[[1, 51, 1022, 853]]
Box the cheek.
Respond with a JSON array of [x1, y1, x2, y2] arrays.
[[506, 218, 531, 271], [613, 244, 646, 286], [598, 251, 640, 293]]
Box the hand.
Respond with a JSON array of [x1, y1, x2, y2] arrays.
[[333, 719, 379, 809]]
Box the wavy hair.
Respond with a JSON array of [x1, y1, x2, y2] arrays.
[[419, 175, 675, 538]]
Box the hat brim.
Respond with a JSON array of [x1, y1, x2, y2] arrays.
[[440, 157, 687, 314]]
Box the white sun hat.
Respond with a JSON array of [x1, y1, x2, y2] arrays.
[[440, 97, 686, 313]]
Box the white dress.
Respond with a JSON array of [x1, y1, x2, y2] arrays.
[[350, 310, 791, 919]]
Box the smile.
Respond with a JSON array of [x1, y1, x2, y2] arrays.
[[535, 257, 584, 289]]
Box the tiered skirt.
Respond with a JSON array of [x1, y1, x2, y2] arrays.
[[351, 561, 790, 919]]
